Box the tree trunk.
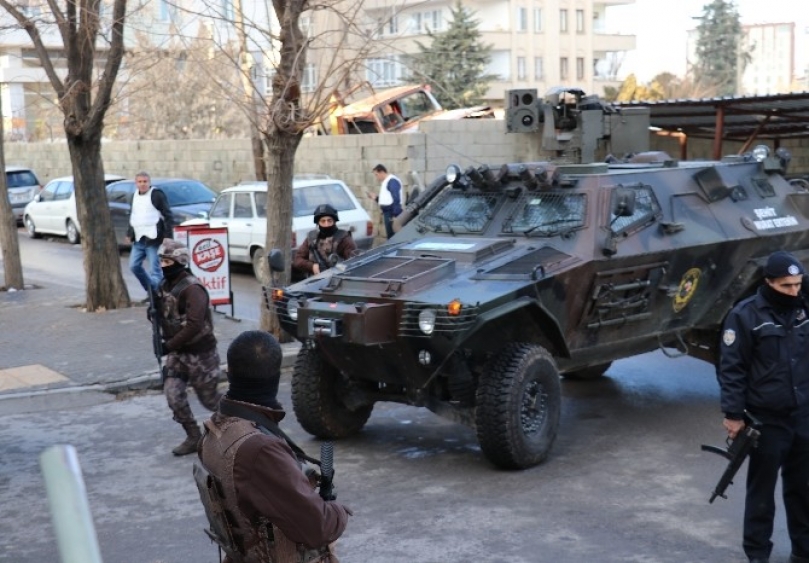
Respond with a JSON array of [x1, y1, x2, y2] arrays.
[[0, 94, 24, 290], [260, 129, 301, 336], [67, 135, 130, 310]]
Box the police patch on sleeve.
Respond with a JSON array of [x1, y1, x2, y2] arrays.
[[722, 329, 736, 346]]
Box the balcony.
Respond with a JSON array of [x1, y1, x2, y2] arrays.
[[592, 32, 636, 53]]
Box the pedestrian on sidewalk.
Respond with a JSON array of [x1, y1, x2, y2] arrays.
[[155, 239, 223, 456], [128, 171, 174, 294], [368, 164, 402, 240], [197, 330, 350, 562]]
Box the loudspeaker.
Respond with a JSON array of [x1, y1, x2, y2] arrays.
[[506, 89, 540, 133]]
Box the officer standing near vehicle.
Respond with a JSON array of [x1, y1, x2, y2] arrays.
[[292, 204, 357, 278], [155, 239, 224, 456], [717, 250, 809, 563], [197, 330, 351, 562]]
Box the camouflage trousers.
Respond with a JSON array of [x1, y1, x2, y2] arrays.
[[164, 348, 224, 427]]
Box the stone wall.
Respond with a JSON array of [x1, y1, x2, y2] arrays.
[[6, 120, 809, 203]]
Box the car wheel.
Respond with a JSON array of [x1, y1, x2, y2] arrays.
[[24, 216, 41, 239], [475, 343, 561, 470], [562, 361, 612, 381], [251, 248, 268, 283], [291, 346, 373, 439], [66, 220, 80, 245]]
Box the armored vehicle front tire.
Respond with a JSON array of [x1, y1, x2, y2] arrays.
[[291, 347, 373, 439], [562, 362, 612, 381], [475, 343, 561, 470]]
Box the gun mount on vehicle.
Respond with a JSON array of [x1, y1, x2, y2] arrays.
[[267, 91, 809, 470]]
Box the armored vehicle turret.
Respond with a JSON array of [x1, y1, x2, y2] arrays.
[[268, 95, 809, 470]]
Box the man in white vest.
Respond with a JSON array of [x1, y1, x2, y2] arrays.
[[368, 163, 403, 240], [127, 171, 174, 295]]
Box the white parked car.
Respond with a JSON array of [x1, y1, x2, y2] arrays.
[[23, 174, 126, 244], [196, 176, 374, 279]]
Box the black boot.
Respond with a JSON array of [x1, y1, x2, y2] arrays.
[[172, 423, 202, 456]]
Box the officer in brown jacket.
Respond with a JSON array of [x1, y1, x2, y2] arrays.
[[196, 330, 351, 563]]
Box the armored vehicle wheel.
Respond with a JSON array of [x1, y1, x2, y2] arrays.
[[562, 362, 612, 381], [291, 347, 373, 439], [475, 343, 561, 470]]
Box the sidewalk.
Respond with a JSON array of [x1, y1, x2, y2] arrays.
[[0, 280, 300, 401]]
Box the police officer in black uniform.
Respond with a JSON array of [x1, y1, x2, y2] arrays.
[[717, 250, 809, 563]]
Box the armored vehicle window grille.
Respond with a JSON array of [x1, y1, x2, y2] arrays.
[[501, 193, 586, 236], [399, 303, 479, 337], [342, 256, 450, 281], [418, 191, 501, 233], [609, 185, 661, 234]]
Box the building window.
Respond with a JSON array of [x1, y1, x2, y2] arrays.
[[410, 9, 443, 34], [366, 56, 403, 87], [576, 9, 584, 33], [560, 57, 568, 80], [302, 63, 318, 93], [576, 57, 585, 79], [534, 8, 542, 33], [222, 0, 234, 20], [517, 56, 527, 80], [517, 7, 527, 32], [560, 9, 568, 33], [534, 57, 544, 80]]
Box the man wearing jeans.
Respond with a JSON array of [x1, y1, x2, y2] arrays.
[[369, 164, 402, 240], [127, 171, 174, 295]]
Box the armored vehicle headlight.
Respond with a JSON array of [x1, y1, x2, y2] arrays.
[[446, 164, 461, 184], [271, 288, 284, 301], [752, 145, 770, 162], [287, 299, 302, 321], [418, 309, 437, 334]]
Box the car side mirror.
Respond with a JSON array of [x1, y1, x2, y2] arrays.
[[34, 193, 42, 203]]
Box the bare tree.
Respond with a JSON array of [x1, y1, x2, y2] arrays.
[[0, 0, 130, 310], [112, 29, 250, 140], [0, 93, 24, 290], [174, 0, 384, 334]]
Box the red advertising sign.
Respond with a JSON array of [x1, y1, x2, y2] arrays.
[[173, 225, 231, 306]]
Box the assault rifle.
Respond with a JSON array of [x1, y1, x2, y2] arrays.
[[701, 412, 762, 503], [147, 287, 164, 375]]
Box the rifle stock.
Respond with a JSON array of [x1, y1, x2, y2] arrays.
[[319, 441, 336, 501], [701, 412, 762, 503]]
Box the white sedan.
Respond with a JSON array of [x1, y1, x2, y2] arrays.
[[23, 174, 126, 244]]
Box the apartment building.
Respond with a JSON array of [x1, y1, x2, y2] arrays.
[[319, 0, 636, 105]]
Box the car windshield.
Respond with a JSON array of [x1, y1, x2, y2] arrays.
[[292, 183, 356, 217], [157, 181, 216, 206]]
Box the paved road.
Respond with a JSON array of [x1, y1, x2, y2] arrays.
[[0, 352, 793, 563]]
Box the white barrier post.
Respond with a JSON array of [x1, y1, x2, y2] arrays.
[[39, 445, 104, 563]]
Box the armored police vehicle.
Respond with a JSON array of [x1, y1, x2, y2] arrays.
[[268, 88, 809, 469]]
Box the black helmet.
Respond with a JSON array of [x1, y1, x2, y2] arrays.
[[313, 203, 339, 223]]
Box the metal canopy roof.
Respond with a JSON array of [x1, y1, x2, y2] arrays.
[[616, 92, 809, 141]]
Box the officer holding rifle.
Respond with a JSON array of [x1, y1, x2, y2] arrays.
[[717, 251, 809, 563]]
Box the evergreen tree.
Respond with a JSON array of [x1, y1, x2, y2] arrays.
[[405, 1, 497, 109], [692, 0, 751, 96]]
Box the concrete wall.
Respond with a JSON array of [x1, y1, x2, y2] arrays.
[[6, 120, 809, 205]]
